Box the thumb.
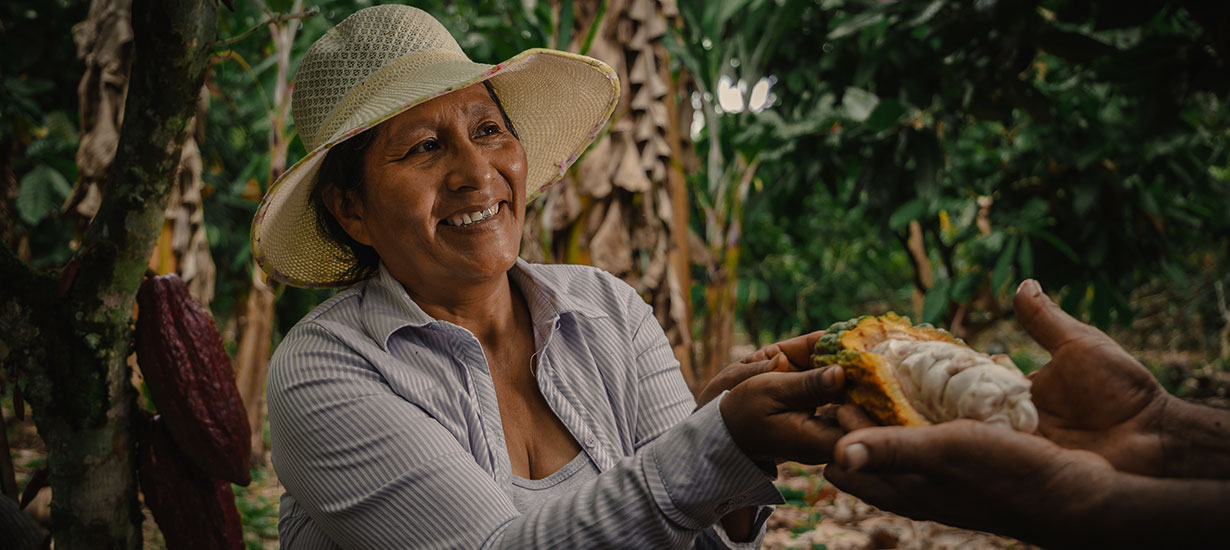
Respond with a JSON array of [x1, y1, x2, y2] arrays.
[[832, 425, 963, 476], [1013, 279, 1101, 353]]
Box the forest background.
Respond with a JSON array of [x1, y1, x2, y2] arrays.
[[1, 0, 1228, 548]]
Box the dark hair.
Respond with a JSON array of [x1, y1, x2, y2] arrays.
[[310, 126, 381, 285], [309, 81, 519, 284]]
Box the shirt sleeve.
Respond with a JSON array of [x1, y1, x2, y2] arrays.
[[623, 290, 783, 548], [269, 320, 781, 550]]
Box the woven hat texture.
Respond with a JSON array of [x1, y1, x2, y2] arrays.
[[251, 4, 619, 288]]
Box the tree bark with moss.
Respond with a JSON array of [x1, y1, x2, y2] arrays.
[[0, 0, 216, 547]]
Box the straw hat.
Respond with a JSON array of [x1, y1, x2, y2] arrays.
[[251, 4, 619, 288]]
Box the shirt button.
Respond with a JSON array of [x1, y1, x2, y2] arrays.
[[584, 434, 596, 448], [716, 497, 736, 515]]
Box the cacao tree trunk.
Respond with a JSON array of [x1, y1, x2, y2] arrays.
[[0, 0, 217, 547]]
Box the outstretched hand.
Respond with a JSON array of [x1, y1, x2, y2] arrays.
[[720, 364, 847, 465], [824, 413, 1117, 548], [1014, 279, 1170, 475]]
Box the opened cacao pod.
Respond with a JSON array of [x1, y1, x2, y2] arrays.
[[136, 274, 251, 485], [814, 313, 1038, 432]]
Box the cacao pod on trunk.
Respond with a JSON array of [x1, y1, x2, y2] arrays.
[[139, 416, 244, 550], [136, 274, 251, 485]]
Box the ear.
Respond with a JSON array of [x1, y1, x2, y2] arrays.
[[322, 184, 374, 246]]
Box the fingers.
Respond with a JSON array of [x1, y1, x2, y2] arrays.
[[744, 330, 825, 371], [786, 417, 848, 464], [1013, 279, 1104, 353], [764, 365, 845, 410], [836, 404, 877, 431], [777, 330, 825, 369], [697, 355, 786, 409], [725, 354, 786, 380], [834, 420, 1062, 479], [832, 421, 985, 476]]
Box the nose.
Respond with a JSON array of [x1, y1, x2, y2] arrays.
[[443, 137, 499, 193]]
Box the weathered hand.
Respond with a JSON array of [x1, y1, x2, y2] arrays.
[[696, 330, 824, 409], [1014, 279, 1170, 475], [719, 364, 847, 465], [824, 417, 1117, 548]]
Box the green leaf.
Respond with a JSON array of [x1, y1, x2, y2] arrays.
[[990, 235, 1019, 293], [828, 10, 886, 40], [1159, 260, 1188, 288], [912, 130, 943, 201], [16, 164, 72, 225], [578, 0, 607, 56], [1090, 280, 1113, 328], [865, 98, 907, 131], [556, 0, 574, 51], [906, 0, 945, 27], [888, 198, 925, 230], [775, 484, 808, 507], [1018, 237, 1034, 279], [842, 87, 878, 122], [921, 278, 952, 325], [951, 271, 982, 303], [1072, 183, 1099, 216], [1059, 283, 1086, 316], [1029, 229, 1079, 262]]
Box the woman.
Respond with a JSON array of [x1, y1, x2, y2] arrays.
[[253, 5, 845, 548]]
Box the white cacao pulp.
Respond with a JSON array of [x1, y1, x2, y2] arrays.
[[871, 339, 1039, 432]]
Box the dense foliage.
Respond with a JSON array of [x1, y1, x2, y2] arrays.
[[680, 0, 1230, 343], [5, 0, 1228, 357]]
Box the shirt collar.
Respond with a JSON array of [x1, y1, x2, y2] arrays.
[[360, 259, 609, 351]]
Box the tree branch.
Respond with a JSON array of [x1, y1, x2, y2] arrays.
[[213, 6, 319, 49]]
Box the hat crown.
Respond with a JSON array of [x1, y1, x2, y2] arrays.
[[292, 5, 465, 150]]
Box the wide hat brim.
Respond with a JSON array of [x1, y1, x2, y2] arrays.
[[251, 48, 619, 288]]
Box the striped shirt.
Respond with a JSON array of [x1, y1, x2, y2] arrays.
[[268, 259, 783, 548]]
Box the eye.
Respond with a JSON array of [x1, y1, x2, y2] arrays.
[[409, 138, 440, 154], [478, 122, 502, 137]]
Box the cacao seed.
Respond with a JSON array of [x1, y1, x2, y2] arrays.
[[136, 274, 251, 485], [139, 416, 243, 550]]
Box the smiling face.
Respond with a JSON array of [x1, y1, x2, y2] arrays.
[[324, 82, 528, 294]]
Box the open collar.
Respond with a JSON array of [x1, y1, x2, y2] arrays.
[[361, 259, 609, 351]]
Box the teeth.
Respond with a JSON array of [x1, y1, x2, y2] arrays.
[[447, 203, 500, 227]]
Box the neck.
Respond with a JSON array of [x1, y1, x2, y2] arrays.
[[400, 267, 526, 345]]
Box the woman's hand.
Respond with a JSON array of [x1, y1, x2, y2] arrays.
[[719, 364, 848, 465], [1013, 280, 1171, 475], [824, 415, 1118, 549], [696, 331, 824, 410]]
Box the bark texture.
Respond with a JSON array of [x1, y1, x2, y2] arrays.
[[0, 0, 217, 547]]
